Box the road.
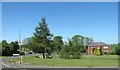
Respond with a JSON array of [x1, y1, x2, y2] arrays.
[[1, 57, 28, 70]]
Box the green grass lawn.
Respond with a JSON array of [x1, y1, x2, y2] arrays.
[[9, 55, 119, 67]]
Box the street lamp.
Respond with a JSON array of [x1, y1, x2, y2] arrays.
[[19, 30, 21, 51], [19, 30, 23, 64]]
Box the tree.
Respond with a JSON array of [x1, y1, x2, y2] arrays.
[[53, 36, 64, 53], [2, 40, 8, 50], [85, 37, 94, 53], [33, 17, 53, 58], [115, 43, 120, 55], [72, 35, 84, 52], [22, 38, 29, 51], [59, 37, 82, 59], [2, 40, 12, 56], [110, 43, 120, 55], [99, 46, 103, 55], [85, 37, 93, 45], [22, 37, 35, 51], [10, 41, 19, 54]]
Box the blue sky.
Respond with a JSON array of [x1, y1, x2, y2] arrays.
[[2, 2, 118, 44]]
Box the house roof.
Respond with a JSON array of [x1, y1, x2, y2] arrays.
[[88, 42, 108, 46]]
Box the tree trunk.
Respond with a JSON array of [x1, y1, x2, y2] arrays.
[[42, 52, 45, 58]]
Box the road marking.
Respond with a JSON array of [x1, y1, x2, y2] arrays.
[[1, 63, 21, 69], [1, 63, 11, 68]]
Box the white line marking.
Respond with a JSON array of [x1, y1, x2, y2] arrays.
[[13, 67, 17, 68], [1, 63, 11, 68]]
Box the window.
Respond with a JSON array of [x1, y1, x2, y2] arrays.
[[104, 46, 108, 48], [104, 50, 108, 52]]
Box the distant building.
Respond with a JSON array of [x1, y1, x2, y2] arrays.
[[86, 42, 110, 54]]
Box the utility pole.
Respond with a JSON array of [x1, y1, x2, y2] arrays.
[[19, 30, 23, 64], [19, 30, 21, 51]]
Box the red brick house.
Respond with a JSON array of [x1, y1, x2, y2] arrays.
[[86, 42, 110, 54]]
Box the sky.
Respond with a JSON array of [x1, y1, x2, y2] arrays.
[[2, 2, 118, 44]]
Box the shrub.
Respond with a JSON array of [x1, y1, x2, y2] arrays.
[[104, 52, 109, 55], [72, 51, 82, 59], [59, 45, 70, 59], [93, 48, 100, 56], [92, 48, 95, 53], [116, 48, 120, 55], [109, 51, 116, 55], [99, 46, 103, 55], [59, 44, 82, 59], [20, 52, 25, 55]]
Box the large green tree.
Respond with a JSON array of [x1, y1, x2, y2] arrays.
[[33, 17, 53, 58]]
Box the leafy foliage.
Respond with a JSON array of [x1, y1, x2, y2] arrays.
[[19, 51, 25, 55], [2, 40, 19, 56], [99, 46, 103, 55], [53, 36, 64, 53], [59, 37, 82, 59], [110, 43, 120, 55], [93, 48, 100, 56], [115, 44, 120, 55], [10, 41, 19, 54], [104, 52, 109, 55]]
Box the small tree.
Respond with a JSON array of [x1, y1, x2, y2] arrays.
[[59, 38, 82, 59], [99, 46, 103, 55], [94, 48, 100, 56]]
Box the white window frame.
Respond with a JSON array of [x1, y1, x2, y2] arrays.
[[104, 46, 108, 49]]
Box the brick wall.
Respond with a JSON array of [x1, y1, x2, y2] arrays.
[[87, 45, 110, 54]]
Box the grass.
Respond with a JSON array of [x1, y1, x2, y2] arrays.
[[9, 54, 119, 67]]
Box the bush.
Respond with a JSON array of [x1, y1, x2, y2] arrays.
[[99, 46, 103, 55], [109, 51, 116, 55], [93, 48, 100, 56], [59, 45, 70, 59], [2, 50, 13, 56], [92, 48, 95, 53], [20, 52, 25, 55], [104, 52, 109, 55], [116, 48, 120, 55], [59, 45, 82, 59], [72, 51, 82, 59]]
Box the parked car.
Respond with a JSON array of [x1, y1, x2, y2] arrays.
[[29, 51, 34, 54]]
